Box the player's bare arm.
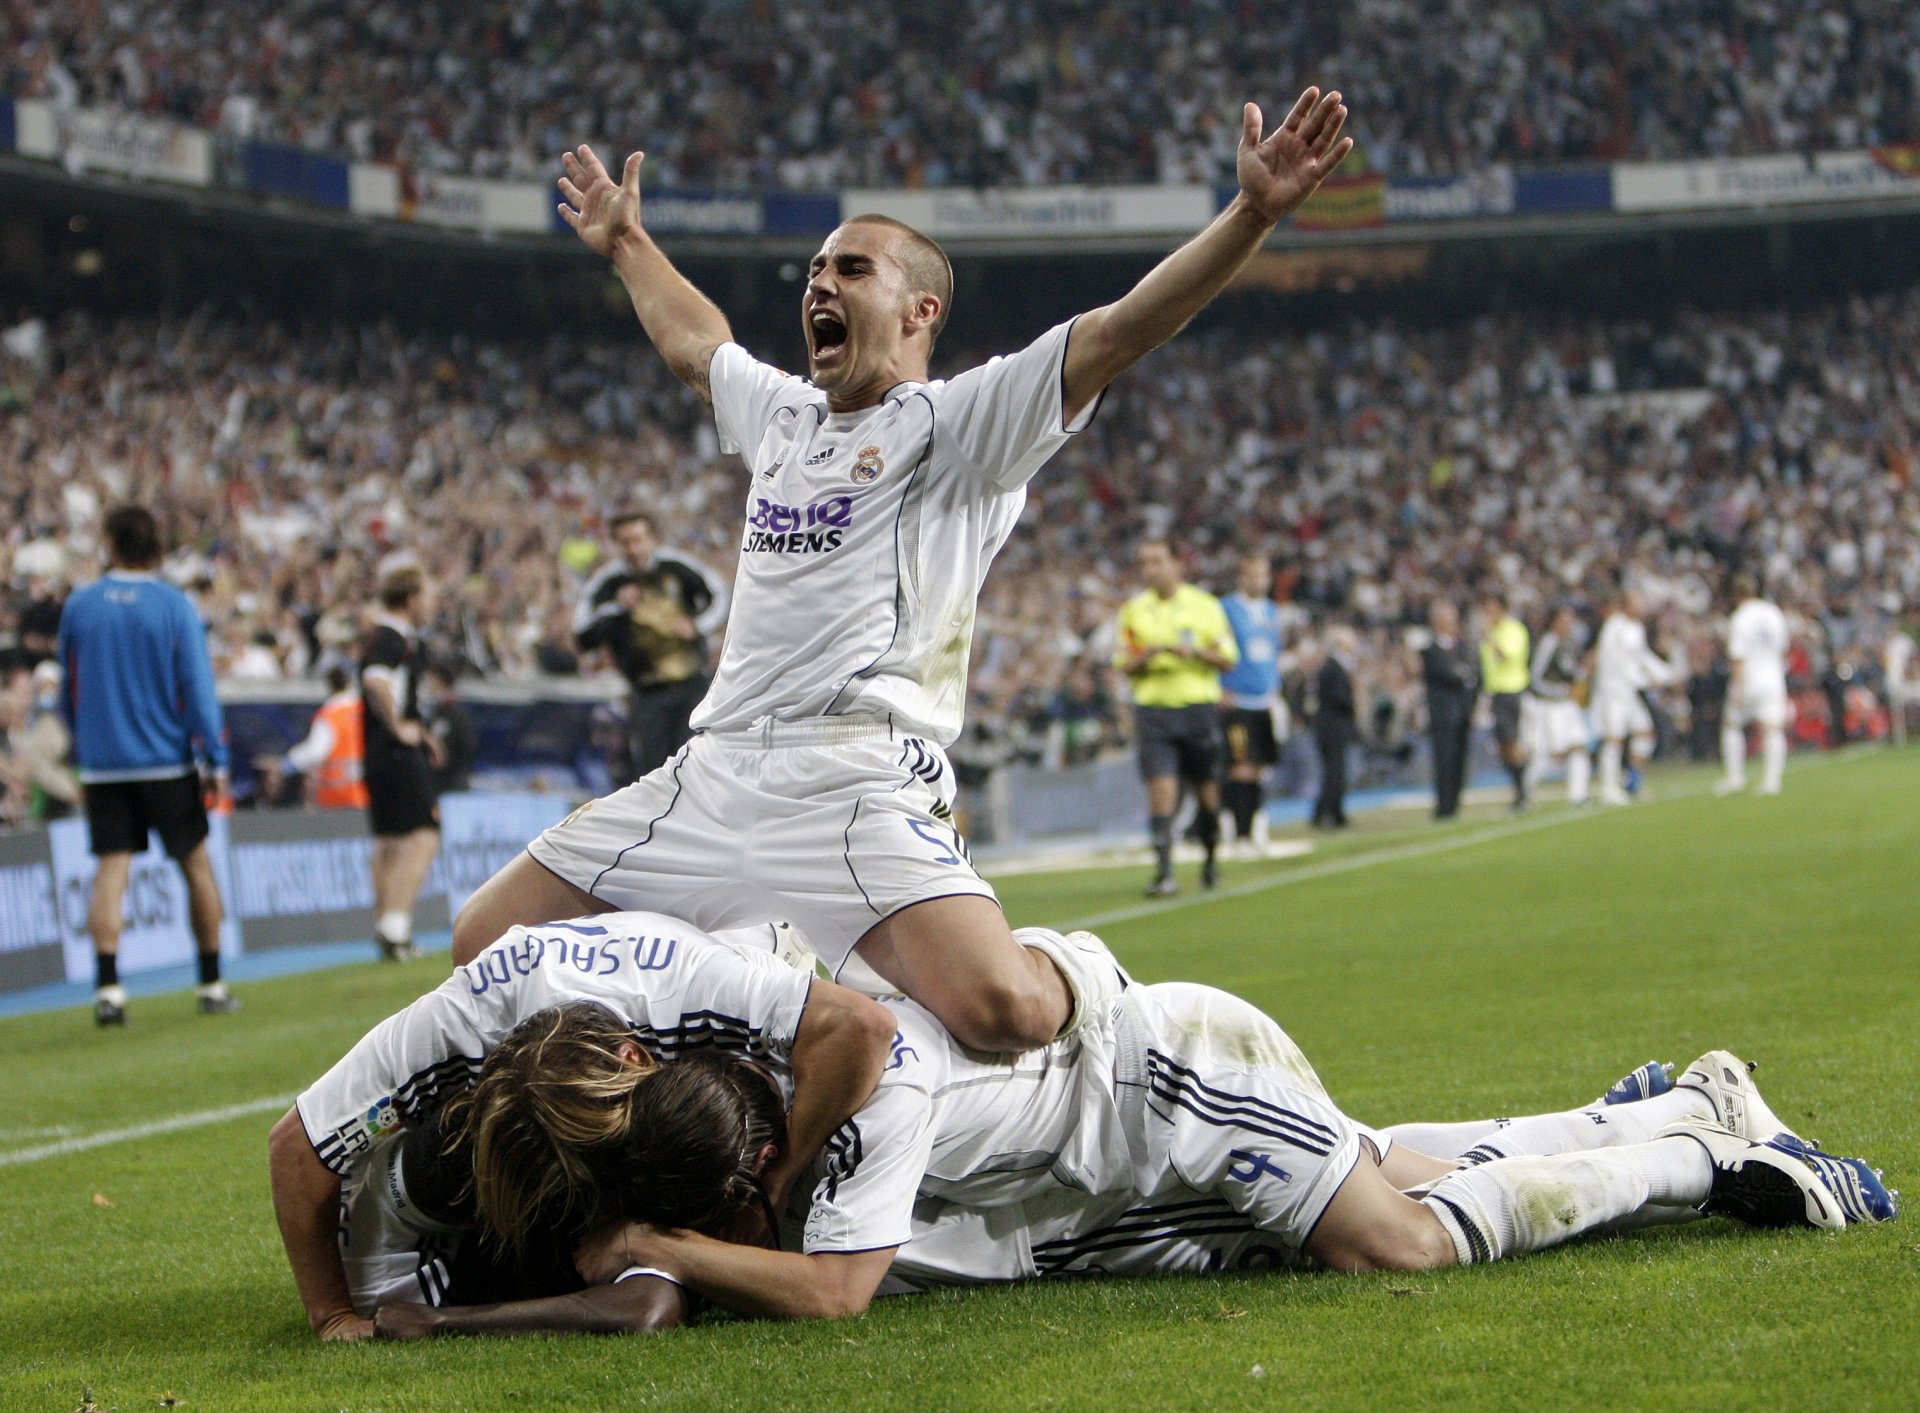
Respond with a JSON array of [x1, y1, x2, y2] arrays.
[[764, 982, 899, 1206], [558, 145, 733, 404], [268, 1108, 370, 1340], [579, 1226, 897, 1321], [373, 1278, 687, 1340], [1061, 87, 1352, 422]]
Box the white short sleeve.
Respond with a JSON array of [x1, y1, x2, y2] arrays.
[[934, 317, 1101, 492], [710, 343, 812, 463], [801, 1083, 936, 1255]]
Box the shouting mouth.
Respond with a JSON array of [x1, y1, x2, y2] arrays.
[[809, 310, 849, 369]]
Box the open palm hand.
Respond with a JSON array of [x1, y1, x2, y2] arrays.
[[1236, 88, 1354, 225]]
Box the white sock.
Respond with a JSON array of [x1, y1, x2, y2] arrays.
[[1565, 750, 1590, 804], [195, 980, 230, 1000], [1761, 727, 1787, 791], [1720, 724, 1746, 787], [1451, 1089, 1711, 1165], [1598, 740, 1623, 797], [95, 984, 128, 1005], [377, 910, 412, 944], [1419, 1139, 1710, 1264], [1386, 1088, 1710, 1164]]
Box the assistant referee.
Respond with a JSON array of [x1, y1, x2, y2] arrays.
[[1114, 538, 1238, 897]]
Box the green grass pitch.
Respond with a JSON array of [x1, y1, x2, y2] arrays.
[[3, 750, 1914, 1411]]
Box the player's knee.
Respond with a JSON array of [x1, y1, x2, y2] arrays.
[[942, 973, 1057, 1052], [1312, 1203, 1456, 1274]]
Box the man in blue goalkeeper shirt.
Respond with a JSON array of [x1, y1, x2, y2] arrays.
[[1219, 553, 1283, 854], [57, 505, 235, 1026]]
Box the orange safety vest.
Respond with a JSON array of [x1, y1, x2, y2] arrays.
[[311, 694, 370, 809]]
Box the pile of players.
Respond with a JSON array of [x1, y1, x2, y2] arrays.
[[269, 102, 1895, 1339]]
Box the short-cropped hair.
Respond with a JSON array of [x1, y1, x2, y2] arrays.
[[104, 505, 162, 569]]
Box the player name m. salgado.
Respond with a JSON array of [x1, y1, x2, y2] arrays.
[[740, 493, 854, 555]]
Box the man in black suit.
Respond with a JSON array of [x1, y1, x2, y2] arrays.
[[1311, 627, 1357, 828], [1421, 600, 1479, 820]]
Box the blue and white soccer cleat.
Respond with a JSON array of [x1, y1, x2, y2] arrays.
[[1662, 1118, 1845, 1231], [1764, 1134, 1898, 1225], [1599, 1060, 1674, 1107], [1674, 1050, 1798, 1143]]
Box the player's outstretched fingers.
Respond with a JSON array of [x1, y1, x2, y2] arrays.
[[1281, 85, 1318, 132], [1311, 98, 1347, 154], [558, 173, 584, 206], [576, 144, 612, 185], [1241, 101, 1263, 149]]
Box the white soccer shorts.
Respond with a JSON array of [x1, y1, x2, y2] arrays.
[[883, 982, 1378, 1290], [1725, 680, 1791, 730], [527, 717, 997, 974], [1526, 697, 1589, 758], [1588, 692, 1652, 742]]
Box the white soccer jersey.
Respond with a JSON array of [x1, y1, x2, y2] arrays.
[[1591, 613, 1673, 704], [696, 320, 1098, 746], [297, 914, 811, 1177], [1727, 599, 1790, 692]]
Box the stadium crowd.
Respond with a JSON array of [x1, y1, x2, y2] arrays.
[[3, 278, 1918, 812], [5, 0, 1919, 188]]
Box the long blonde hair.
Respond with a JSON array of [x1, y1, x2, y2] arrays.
[[441, 1003, 655, 1257]]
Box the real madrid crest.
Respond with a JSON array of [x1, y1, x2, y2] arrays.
[[851, 444, 884, 484]]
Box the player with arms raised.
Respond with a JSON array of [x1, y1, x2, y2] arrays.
[[452, 90, 1355, 1053]]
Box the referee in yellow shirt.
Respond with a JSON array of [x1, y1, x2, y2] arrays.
[[1114, 538, 1239, 896], [1478, 589, 1532, 812]]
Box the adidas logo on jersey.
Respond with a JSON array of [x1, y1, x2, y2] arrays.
[[804, 447, 837, 465]]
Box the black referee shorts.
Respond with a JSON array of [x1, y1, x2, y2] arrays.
[[1222, 706, 1279, 768], [1134, 703, 1224, 785], [83, 774, 209, 859], [365, 747, 441, 838], [1490, 692, 1525, 748]]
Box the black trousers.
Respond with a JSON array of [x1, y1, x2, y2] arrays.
[[1312, 729, 1350, 826], [627, 676, 710, 782], [1430, 708, 1472, 818]]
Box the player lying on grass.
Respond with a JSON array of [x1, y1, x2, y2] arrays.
[[451, 85, 1354, 1059], [554, 983, 1895, 1322], [367, 962, 1894, 1337], [268, 916, 894, 1340]]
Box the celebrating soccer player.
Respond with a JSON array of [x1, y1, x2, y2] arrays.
[[452, 88, 1356, 1056]]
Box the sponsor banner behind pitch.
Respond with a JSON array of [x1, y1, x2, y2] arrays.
[[1613, 148, 1920, 212], [11, 99, 214, 186], [0, 828, 64, 991], [0, 790, 571, 992], [845, 184, 1215, 239]]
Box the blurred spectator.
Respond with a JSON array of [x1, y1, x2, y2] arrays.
[[1, 280, 1917, 788], [8, 0, 1918, 187]]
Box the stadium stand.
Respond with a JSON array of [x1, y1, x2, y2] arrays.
[[5, 0, 1919, 186], [4, 281, 1915, 779]]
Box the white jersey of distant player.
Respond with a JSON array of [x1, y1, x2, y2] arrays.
[[1589, 612, 1673, 738], [1726, 597, 1791, 727], [699, 320, 1096, 747], [297, 915, 811, 1178]]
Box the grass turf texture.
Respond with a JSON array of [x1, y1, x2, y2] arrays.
[[2, 750, 1914, 1411]]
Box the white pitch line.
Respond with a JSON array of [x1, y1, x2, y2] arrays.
[[1048, 747, 1874, 935], [0, 1093, 293, 1168]]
